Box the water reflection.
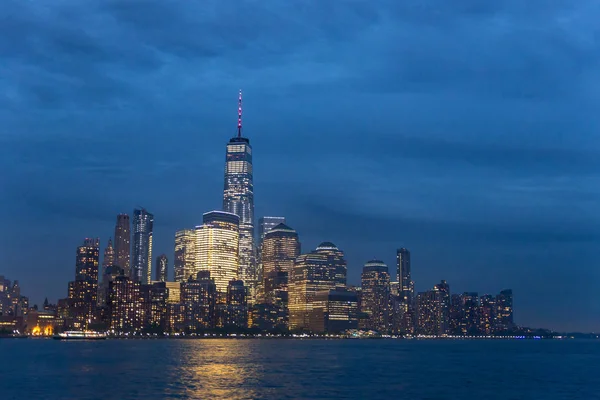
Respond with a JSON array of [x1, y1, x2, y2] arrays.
[[166, 340, 261, 399]]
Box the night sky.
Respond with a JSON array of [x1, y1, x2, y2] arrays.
[[1, 1, 599, 332]]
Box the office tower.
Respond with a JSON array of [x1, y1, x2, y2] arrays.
[[108, 276, 142, 332], [315, 242, 347, 287], [223, 91, 256, 285], [155, 254, 168, 282], [68, 238, 100, 329], [311, 288, 359, 333], [132, 209, 154, 284], [361, 260, 391, 332], [396, 248, 412, 304], [249, 303, 288, 332], [261, 223, 300, 302], [479, 294, 496, 334], [288, 242, 345, 331], [218, 280, 248, 329], [114, 214, 131, 276], [496, 289, 514, 332], [196, 211, 240, 293], [102, 238, 115, 271], [174, 229, 197, 282], [181, 271, 217, 331], [416, 290, 440, 335], [258, 216, 286, 250]]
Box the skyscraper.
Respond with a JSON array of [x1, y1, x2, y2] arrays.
[[114, 214, 131, 276], [102, 238, 115, 271], [258, 217, 286, 250], [496, 289, 514, 331], [361, 260, 391, 332], [174, 229, 197, 282], [132, 209, 154, 284], [396, 248, 412, 304], [223, 91, 256, 285], [68, 238, 100, 329], [261, 223, 300, 301], [195, 211, 240, 293], [155, 254, 168, 282], [288, 242, 346, 331]]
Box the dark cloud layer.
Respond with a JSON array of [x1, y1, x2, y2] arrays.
[[1, 0, 600, 331]]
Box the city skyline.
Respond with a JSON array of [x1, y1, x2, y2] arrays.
[[1, 1, 599, 332]]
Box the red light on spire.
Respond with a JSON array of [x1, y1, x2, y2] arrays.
[[237, 89, 242, 137]]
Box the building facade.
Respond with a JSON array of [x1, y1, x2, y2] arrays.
[[261, 223, 300, 303], [132, 209, 154, 284], [114, 214, 131, 276], [174, 229, 196, 282], [68, 238, 100, 330], [361, 260, 390, 333], [195, 211, 240, 293], [155, 254, 168, 282]]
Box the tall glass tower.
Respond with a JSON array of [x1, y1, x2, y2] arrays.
[[132, 208, 154, 284], [223, 91, 256, 285]]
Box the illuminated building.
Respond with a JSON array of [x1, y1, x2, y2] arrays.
[[102, 238, 115, 270], [462, 292, 479, 334], [479, 294, 496, 334], [174, 229, 197, 282], [108, 276, 142, 332], [396, 248, 413, 305], [114, 214, 131, 276], [496, 289, 514, 332], [155, 254, 168, 282], [315, 242, 347, 287], [223, 91, 256, 287], [311, 288, 359, 333], [196, 211, 240, 293], [26, 310, 58, 336], [68, 238, 100, 330], [142, 282, 168, 332], [434, 280, 450, 334], [165, 282, 181, 304], [249, 303, 287, 332], [288, 242, 346, 331], [449, 294, 463, 334], [261, 223, 300, 303], [181, 271, 217, 332], [257, 216, 286, 286], [360, 260, 390, 333], [98, 265, 125, 308], [0, 276, 28, 317], [132, 208, 154, 284], [219, 280, 248, 329]]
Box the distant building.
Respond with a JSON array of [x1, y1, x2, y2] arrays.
[[258, 217, 286, 250], [155, 254, 168, 282], [98, 265, 125, 308], [288, 242, 346, 331], [174, 229, 196, 282], [132, 209, 154, 284], [196, 211, 240, 293], [434, 280, 450, 334], [462, 292, 479, 335], [218, 280, 248, 329], [261, 223, 300, 304], [102, 238, 115, 271], [108, 276, 142, 332], [312, 288, 359, 333], [396, 248, 412, 304], [479, 294, 496, 334], [165, 282, 181, 304], [496, 289, 514, 332], [114, 214, 131, 276], [68, 238, 100, 330], [181, 271, 218, 332], [141, 282, 168, 332], [361, 260, 390, 333]]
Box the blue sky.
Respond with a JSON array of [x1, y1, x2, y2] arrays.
[[1, 0, 600, 331]]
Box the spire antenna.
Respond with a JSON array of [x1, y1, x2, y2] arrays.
[[237, 89, 242, 138]]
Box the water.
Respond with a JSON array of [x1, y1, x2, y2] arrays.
[[2, 339, 599, 399]]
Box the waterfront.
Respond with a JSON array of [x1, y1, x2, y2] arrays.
[[2, 339, 599, 399]]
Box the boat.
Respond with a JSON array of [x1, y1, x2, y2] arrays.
[[53, 331, 107, 340]]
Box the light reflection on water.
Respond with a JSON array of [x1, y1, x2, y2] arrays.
[[3, 339, 600, 399]]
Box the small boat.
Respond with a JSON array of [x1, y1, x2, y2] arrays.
[[53, 331, 107, 340]]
